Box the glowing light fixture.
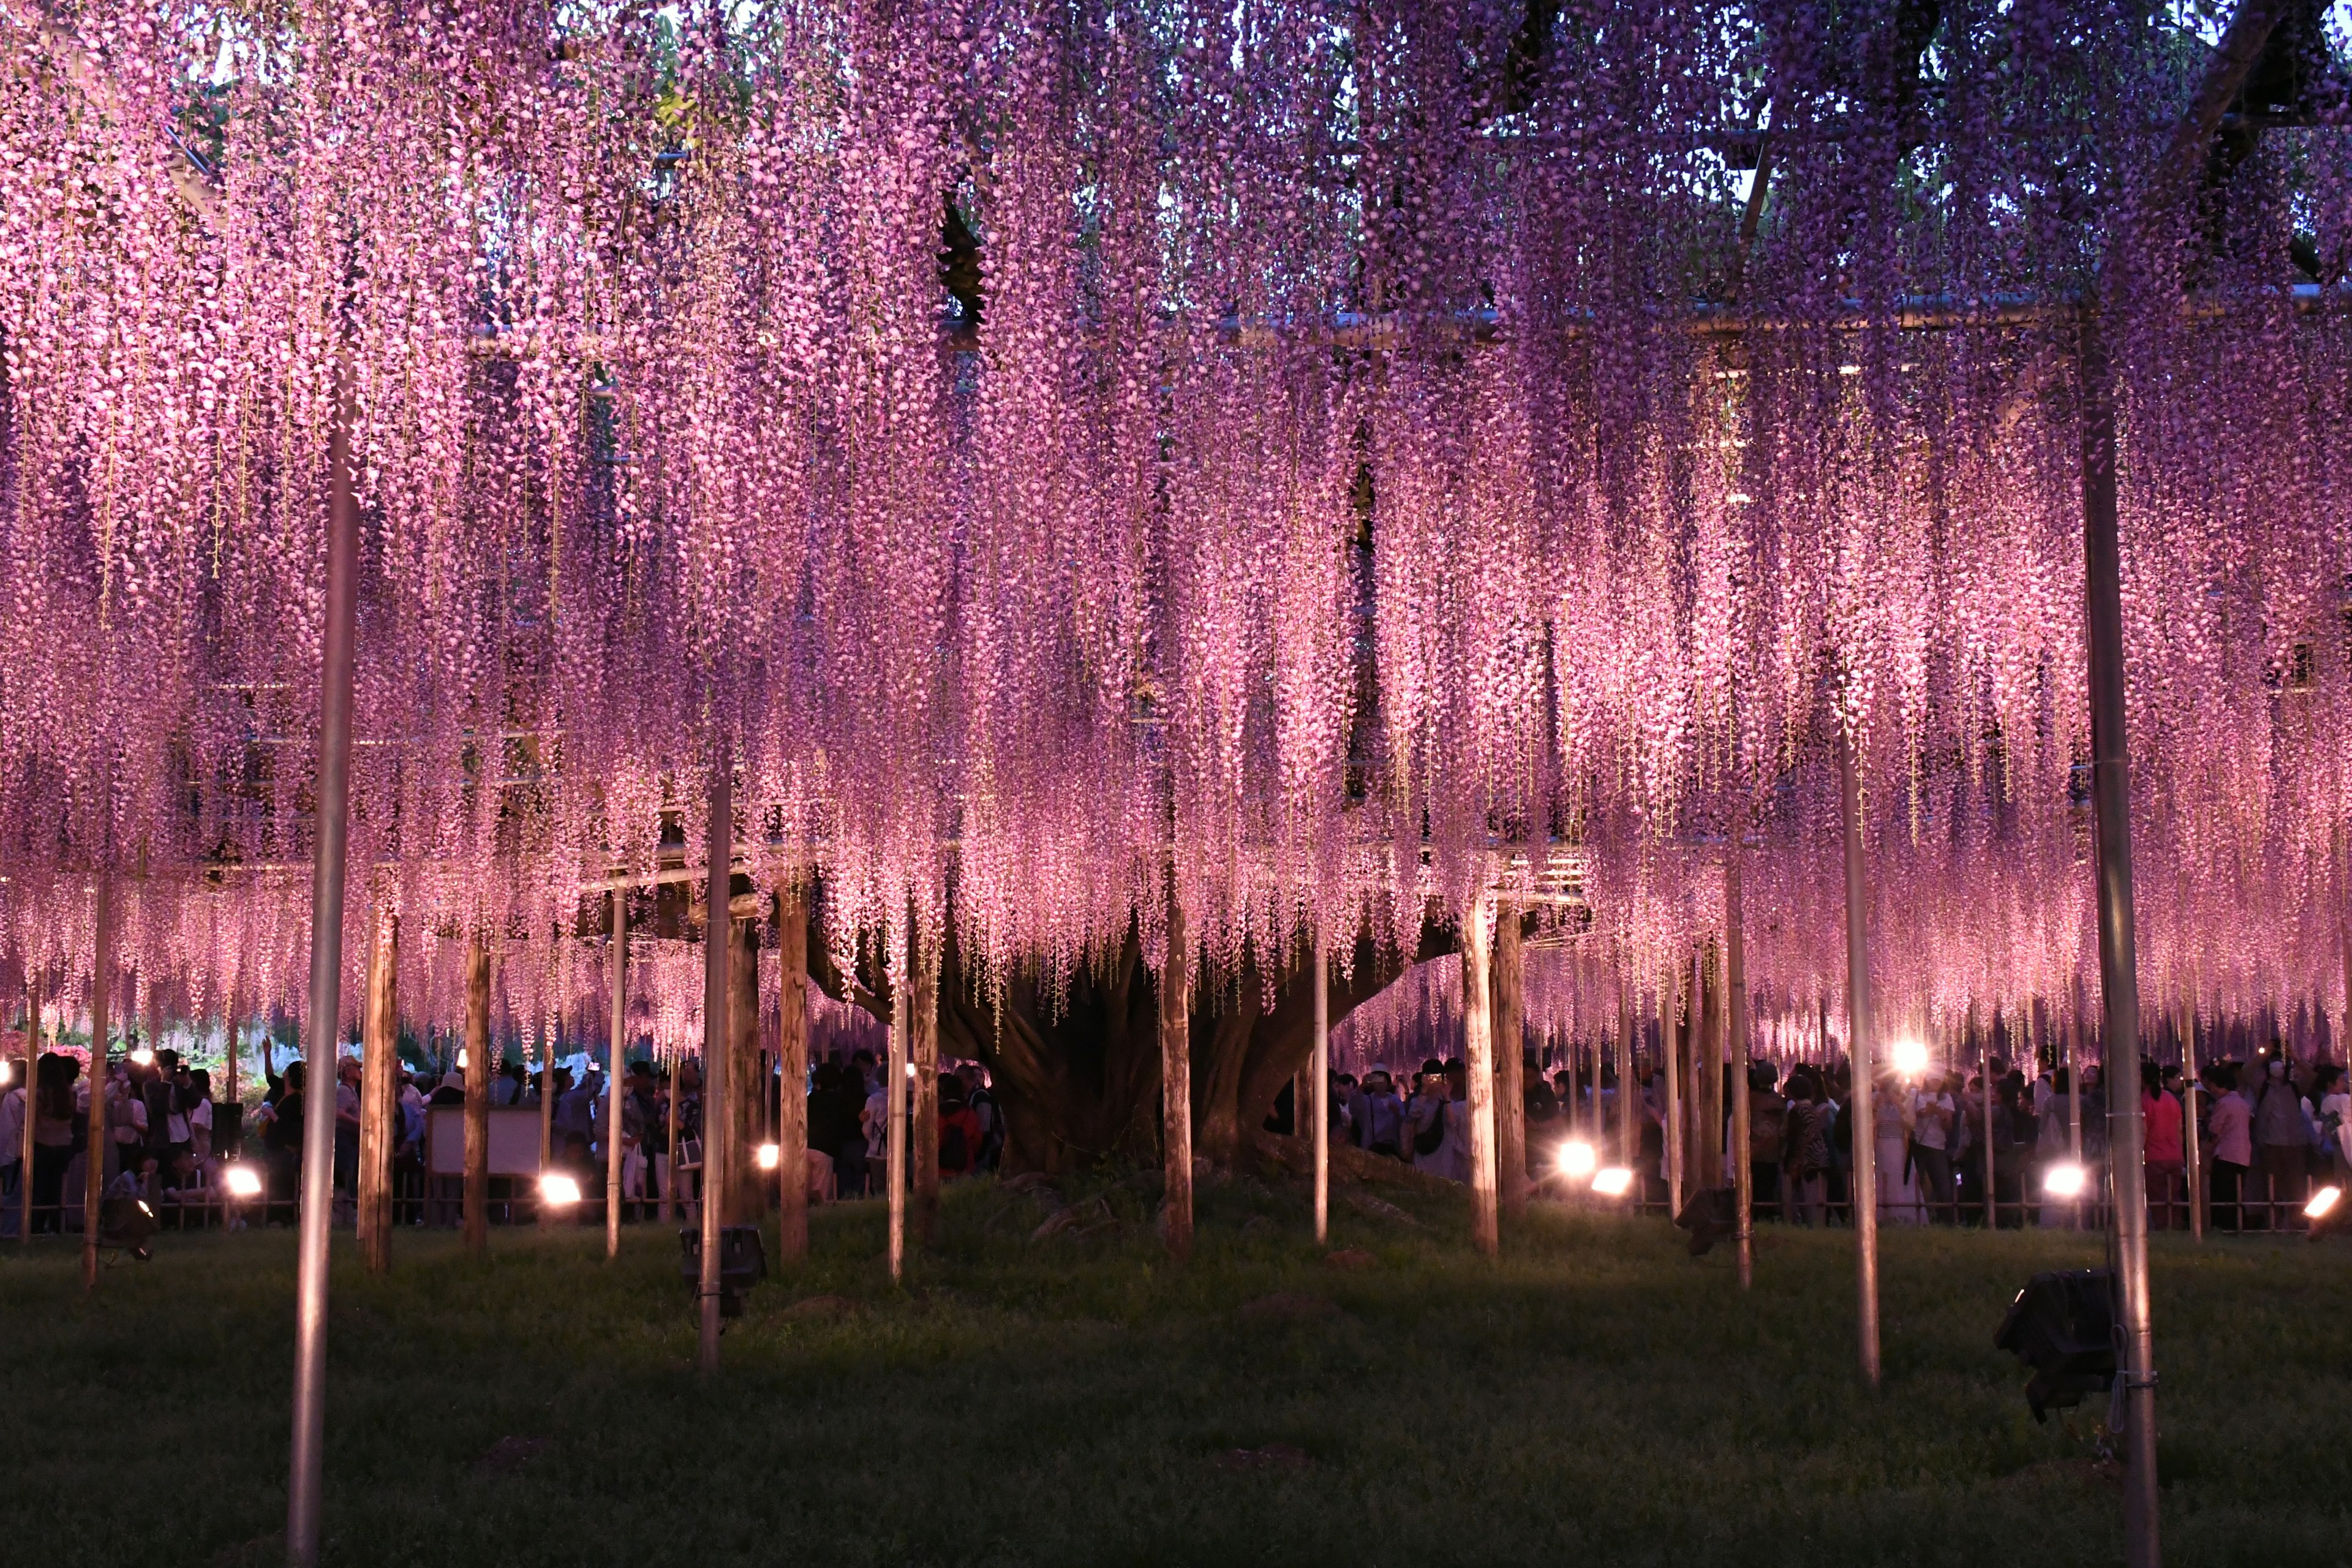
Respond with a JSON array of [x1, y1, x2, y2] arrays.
[[1558, 1140, 1597, 1179], [129, 1047, 155, 1067], [2306, 1185, 2341, 1221], [539, 1173, 582, 1206], [1890, 1038, 1929, 1076], [223, 1166, 263, 1199], [2042, 1163, 2087, 1199], [1590, 1166, 1635, 1197], [756, 1142, 780, 1171]]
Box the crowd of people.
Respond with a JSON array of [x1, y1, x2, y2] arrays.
[[1318, 1042, 2352, 1233], [6, 1029, 2344, 1239], [0, 1041, 1008, 1235]]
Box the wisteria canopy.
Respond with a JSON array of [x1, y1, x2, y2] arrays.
[[0, 0, 2347, 1090]]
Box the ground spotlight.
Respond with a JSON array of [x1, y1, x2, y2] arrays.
[[539, 1173, 582, 1207], [2306, 1185, 2342, 1237], [2041, 1162, 2087, 1199], [223, 1165, 263, 1199], [1890, 1038, 1929, 1076], [756, 1142, 780, 1171], [1589, 1166, 1634, 1197], [1558, 1139, 1597, 1180]]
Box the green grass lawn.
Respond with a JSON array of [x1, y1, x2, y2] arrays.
[[3, 1169, 2346, 1567]]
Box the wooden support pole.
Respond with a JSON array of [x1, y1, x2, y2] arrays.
[[1836, 725, 1882, 1387], [1492, 898, 1528, 1223], [537, 1027, 554, 1220], [2179, 999, 2201, 1242], [662, 1051, 679, 1225], [605, 889, 626, 1260], [1462, 884, 1499, 1257], [724, 911, 762, 1224], [1727, 842, 1754, 1289], [462, 933, 491, 1256], [1160, 874, 1193, 1261], [909, 919, 940, 1249], [1311, 925, 1329, 1247], [1615, 985, 1635, 1168], [19, 970, 38, 1247], [696, 752, 730, 1371], [82, 876, 111, 1292], [358, 910, 398, 1273], [1980, 1005, 1997, 1230], [774, 883, 809, 1262], [1659, 970, 1683, 1216], [1695, 944, 1723, 1191], [885, 924, 908, 1284]]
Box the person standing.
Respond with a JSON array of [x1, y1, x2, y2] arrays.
[[2251, 1055, 2309, 1229], [0, 1056, 24, 1237], [30, 1054, 78, 1234], [1351, 1068, 1405, 1160], [1747, 1063, 1787, 1223], [2315, 1065, 2350, 1183], [1872, 1070, 1917, 1224], [2204, 1061, 2253, 1234], [1911, 1070, 1958, 1224], [2141, 1060, 2184, 1231]]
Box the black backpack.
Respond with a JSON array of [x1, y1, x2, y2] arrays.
[[1414, 1105, 1447, 1157]]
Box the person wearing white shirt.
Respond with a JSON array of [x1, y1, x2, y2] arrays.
[[0, 1059, 24, 1236], [2204, 1063, 2254, 1233], [1910, 1076, 1957, 1223]]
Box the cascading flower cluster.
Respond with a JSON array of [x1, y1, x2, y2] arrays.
[[0, 0, 2343, 1055]]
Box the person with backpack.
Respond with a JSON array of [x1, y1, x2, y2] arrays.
[[937, 1074, 983, 1179]]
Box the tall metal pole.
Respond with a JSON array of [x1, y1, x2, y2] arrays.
[[697, 748, 730, 1372], [1311, 925, 1329, 1247], [605, 888, 626, 1261], [1727, 840, 1754, 1289], [1837, 726, 1882, 1389], [2080, 304, 2158, 1567], [287, 343, 362, 1567]]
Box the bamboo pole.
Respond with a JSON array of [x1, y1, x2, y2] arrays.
[[82, 876, 111, 1292], [1492, 898, 1527, 1223], [1836, 725, 1882, 1388], [1311, 925, 1328, 1248], [885, 924, 908, 1284], [358, 910, 398, 1273], [605, 889, 627, 1260], [774, 883, 809, 1262], [1159, 872, 1193, 1261], [1727, 840, 1754, 1289], [696, 753, 730, 1372], [462, 933, 491, 1256], [910, 919, 940, 1248], [537, 1025, 554, 1222], [1462, 883, 1499, 1257]]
